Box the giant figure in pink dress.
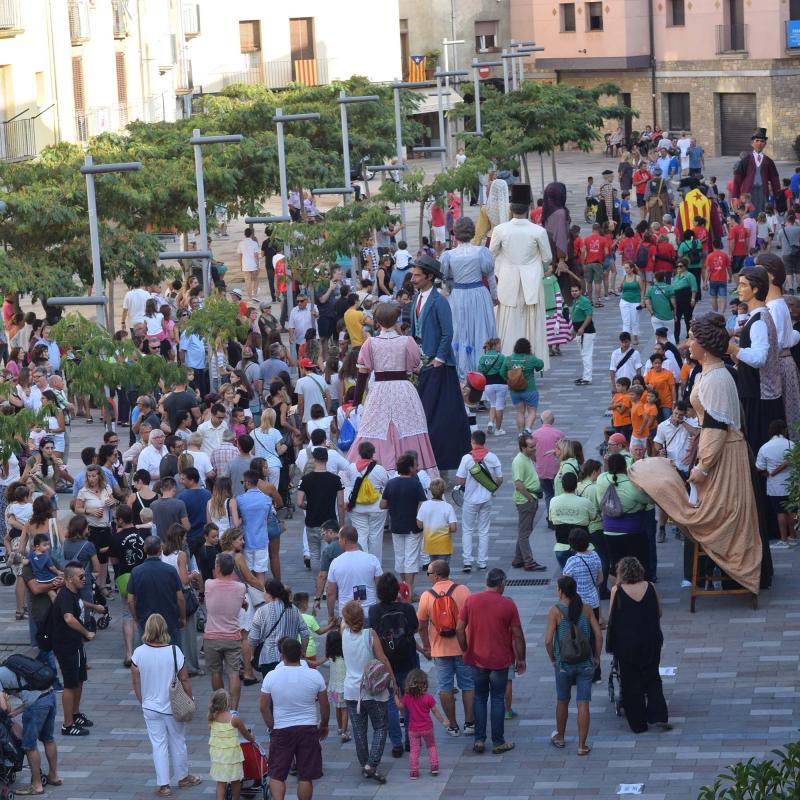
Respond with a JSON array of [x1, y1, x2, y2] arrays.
[[348, 302, 437, 472]]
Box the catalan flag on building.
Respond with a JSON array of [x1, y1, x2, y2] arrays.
[[409, 55, 426, 82]]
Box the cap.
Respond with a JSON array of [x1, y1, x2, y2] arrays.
[[608, 433, 628, 445], [298, 357, 316, 369], [655, 327, 669, 337], [466, 371, 486, 391], [601, 169, 614, 176]]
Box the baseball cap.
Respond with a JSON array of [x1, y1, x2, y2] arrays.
[[608, 433, 628, 445], [229, 288, 242, 299], [298, 357, 315, 369], [466, 371, 486, 392]]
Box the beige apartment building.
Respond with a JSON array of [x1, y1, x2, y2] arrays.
[[520, 0, 800, 159]]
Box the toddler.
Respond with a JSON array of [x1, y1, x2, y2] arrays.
[[28, 533, 62, 601], [208, 689, 254, 800], [400, 669, 446, 779], [136, 506, 154, 539], [317, 630, 349, 742], [292, 592, 335, 667]]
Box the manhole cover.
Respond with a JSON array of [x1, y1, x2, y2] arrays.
[[505, 578, 550, 587]]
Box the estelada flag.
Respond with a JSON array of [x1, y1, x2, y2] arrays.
[[408, 55, 426, 82]]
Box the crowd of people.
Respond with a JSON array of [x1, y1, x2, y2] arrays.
[[0, 123, 797, 798]]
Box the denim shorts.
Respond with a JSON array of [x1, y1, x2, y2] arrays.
[[434, 654, 475, 693], [554, 663, 593, 703], [510, 389, 539, 409], [21, 691, 56, 751], [708, 281, 728, 298]]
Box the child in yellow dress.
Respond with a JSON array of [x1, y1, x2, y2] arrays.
[[208, 689, 254, 800]]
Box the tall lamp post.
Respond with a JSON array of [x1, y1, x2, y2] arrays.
[[470, 59, 502, 136], [434, 67, 469, 169]]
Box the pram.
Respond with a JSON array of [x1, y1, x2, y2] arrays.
[[225, 741, 270, 800], [83, 580, 110, 632], [0, 547, 16, 587], [607, 657, 623, 717], [0, 709, 26, 795]]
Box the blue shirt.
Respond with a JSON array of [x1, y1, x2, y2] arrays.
[[177, 487, 211, 543], [620, 199, 631, 224], [179, 333, 206, 370], [72, 467, 118, 497], [235, 488, 272, 551], [128, 558, 183, 631], [791, 173, 800, 195], [688, 146, 704, 169]]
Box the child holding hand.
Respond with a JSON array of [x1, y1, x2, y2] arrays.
[[400, 669, 447, 779], [208, 689, 254, 800]]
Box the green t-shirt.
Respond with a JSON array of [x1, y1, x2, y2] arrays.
[[554, 458, 580, 496], [512, 452, 541, 505], [576, 478, 602, 533], [671, 271, 698, 294], [548, 493, 596, 550], [620, 277, 641, 304], [543, 274, 559, 314], [646, 282, 674, 320], [570, 295, 593, 325], [502, 353, 544, 393], [678, 240, 703, 266], [478, 350, 505, 379], [301, 612, 320, 657]]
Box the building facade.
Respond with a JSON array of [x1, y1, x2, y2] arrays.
[[525, 0, 800, 159]]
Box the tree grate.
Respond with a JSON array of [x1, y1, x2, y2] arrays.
[[504, 578, 550, 587]]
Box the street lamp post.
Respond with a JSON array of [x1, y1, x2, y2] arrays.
[[434, 68, 469, 168], [471, 59, 502, 135], [273, 108, 321, 359], [188, 131, 244, 298]]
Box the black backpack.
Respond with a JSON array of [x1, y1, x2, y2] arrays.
[[687, 240, 703, 266], [376, 607, 414, 656], [2, 654, 56, 691], [557, 612, 592, 665], [635, 243, 650, 269]]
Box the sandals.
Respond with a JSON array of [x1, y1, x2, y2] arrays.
[[178, 775, 201, 788], [492, 742, 515, 754], [362, 766, 386, 784], [340, 732, 351, 743], [15, 787, 45, 796], [473, 740, 485, 754], [157, 787, 173, 797], [578, 745, 592, 756], [550, 732, 566, 749], [15, 611, 27, 621]]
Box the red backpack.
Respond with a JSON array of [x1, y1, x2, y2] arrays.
[[427, 583, 460, 638]]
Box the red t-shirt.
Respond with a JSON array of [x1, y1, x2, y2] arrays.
[[431, 206, 445, 227], [604, 234, 614, 257], [530, 207, 543, 224], [692, 225, 709, 252], [583, 233, 606, 263], [705, 250, 731, 282], [653, 241, 676, 273], [620, 235, 638, 263], [573, 236, 584, 262], [728, 224, 748, 257], [633, 169, 651, 195], [459, 590, 521, 669]]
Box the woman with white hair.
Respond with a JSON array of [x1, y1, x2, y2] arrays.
[[472, 177, 509, 246]]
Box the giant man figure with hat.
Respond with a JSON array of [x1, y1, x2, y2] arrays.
[[732, 127, 784, 215]]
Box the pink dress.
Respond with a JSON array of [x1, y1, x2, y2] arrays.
[[347, 331, 437, 472]]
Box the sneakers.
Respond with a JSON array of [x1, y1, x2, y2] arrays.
[[462, 565, 472, 574], [463, 721, 475, 735], [770, 540, 790, 550], [657, 527, 666, 543], [446, 725, 461, 737], [74, 713, 93, 728], [410, 771, 419, 780], [391, 746, 404, 758], [494, 428, 507, 436], [61, 723, 89, 737], [680, 580, 692, 588], [430, 767, 439, 776], [487, 422, 495, 434], [504, 709, 517, 720]]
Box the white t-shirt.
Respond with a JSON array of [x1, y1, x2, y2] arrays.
[[237, 238, 260, 271], [144, 313, 164, 337], [0, 453, 20, 487], [609, 347, 643, 384], [456, 451, 502, 505], [756, 435, 792, 497], [307, 416, 333, 441], [345, 462, 390, 513], [327, 549, 383, 613], [395, 249, 411, 269], [261, 663, 325, 728], [288, 307, 317, 342], [295, 446, 349, 480], [417, 499, 456, 531], [296, 375, 327, 422], [131, 644, 184, 715], [123, 288, 151, 326], [187, 448, 214, 483]]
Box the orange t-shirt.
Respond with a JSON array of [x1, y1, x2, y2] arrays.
[[680, 362, 692, 385], [611, 392, 632, 427], [645, 368, 675, 409], [631, 400, 648, 438], [641, 402, 659, 434]]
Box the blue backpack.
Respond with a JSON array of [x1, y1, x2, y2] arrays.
[[337, 418, 356, 452]]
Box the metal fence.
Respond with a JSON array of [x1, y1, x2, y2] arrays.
[[75, 95, 167, 142], [0, 117, 36, 162], [221, 58, 329, 89], [0, 0, 23, 32]]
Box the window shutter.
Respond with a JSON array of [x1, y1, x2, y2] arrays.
[[239, 20, 261, 53], [72, 56, 85, 112], [115, 52, 128, 106], [474, 20, 497, 36], [290, 17, 314, 60]]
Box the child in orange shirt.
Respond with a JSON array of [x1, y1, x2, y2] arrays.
[[608, 377, 633, 440], [642, 389, 660, 443], [629, 385, 648, 450], [644, 354, 676, 420]]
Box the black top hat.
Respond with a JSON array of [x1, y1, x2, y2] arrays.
[[510, 183, 533, 206], [752, 127, 768, 141], [601, 169, 614, 176], [678, 176, 702, 191], [410, 254, 444, 280]]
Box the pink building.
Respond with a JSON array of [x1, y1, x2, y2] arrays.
[[513, 0, 800, 159]]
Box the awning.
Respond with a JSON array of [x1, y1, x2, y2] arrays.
[[409, 86, 464, 116]]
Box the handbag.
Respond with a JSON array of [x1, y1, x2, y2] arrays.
[[182, 586, 199, 618], [169, 645, 196, 722]]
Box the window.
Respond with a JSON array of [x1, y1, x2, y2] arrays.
[[289, 17, 314, 60], [667, 0, 685, 26], [560, 3, 576, 32], [791, 0, 800, 19], [474, 20, 499, 52], [238, 20, 261, 53], [666, 92, 691, 130], [586, 2, 603, 30]]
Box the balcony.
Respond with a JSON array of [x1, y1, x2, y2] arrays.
[[111, 0, 127, 38], [176, 59, 193, 95], [68, 0, 90, 44], [221, 58, 328, 89], [0, 0, 23, 37], [182, 3, 200, 38], [75, 96, 166, 142], [716, 23, 747, 54], [159, 34, 177, 70], [0, 117, 36, 161]]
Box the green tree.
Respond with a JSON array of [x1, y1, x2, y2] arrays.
[[179, 294, 248, 348]]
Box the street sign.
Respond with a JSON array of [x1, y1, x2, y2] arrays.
[[787, 20, 800, 48]]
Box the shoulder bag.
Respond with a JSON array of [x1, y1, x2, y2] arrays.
[[169, 645, 196, 722], [614, 348, 635, 376]]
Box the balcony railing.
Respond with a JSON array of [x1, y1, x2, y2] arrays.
[[75, 96, 166, 142], [221, 58, 328, 89], [0, 0, 23, 36], [176, 59, 193, 95], [716, 23, 747, 53], [111, 0, 127, 38], [182, 3, 200, 38], [0, 117, 36, 162], [159, 34, 177, 69], [68, 0, 90, 44]]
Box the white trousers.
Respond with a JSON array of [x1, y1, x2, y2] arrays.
[[302, 527, 309, 558], [577, 333, 596, 382], [350, 508, 387, 561], [619, 299, 640, 337], [462, 500, 492, 567], [392, 532, 422, 574], [650, 316, 675, 343], [143, 708, 188, 787]]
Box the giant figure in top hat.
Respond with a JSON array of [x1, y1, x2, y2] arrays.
[[489, 183, 553, 365], [732, 127, 784, 215], [410, 255, 470, 471]]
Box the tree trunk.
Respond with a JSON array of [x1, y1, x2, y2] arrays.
[[521, 153, 530, 185], [551, 150, 558, 182]]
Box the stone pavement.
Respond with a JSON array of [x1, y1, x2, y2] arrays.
[[5, 283, 800, 800]]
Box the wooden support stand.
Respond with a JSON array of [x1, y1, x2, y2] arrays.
[[690, 541, 758, 613]]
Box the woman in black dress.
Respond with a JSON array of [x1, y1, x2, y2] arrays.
[[606, 556, 670, 734]]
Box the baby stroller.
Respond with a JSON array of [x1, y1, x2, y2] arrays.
[[225, 741, 269, 800], [0, 709, 26, 797], [0, 547, 16, 587], [607, 657, 623, 717], [86, 580, 110, 631]]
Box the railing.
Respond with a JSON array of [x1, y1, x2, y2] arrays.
[[74, 95, 166, 142], [176, 59, 193, 95], [0, 117, 36, 162], [716, 23, 747, 53], [159, 34, 177, 69], [111, 0, 126, 38], [68, 0, 90, 44], [221, 58, 328, 89], [182, 3, 200, 38], [0, 0, 23, 35]]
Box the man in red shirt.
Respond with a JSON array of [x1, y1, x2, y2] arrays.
[[727, 215, 748, 273], [704, 246, 731, 313], [456, 568, 526, 754], [430, 203, 447, 256], [633, 165, 651, 220], [530, 199, 544, 224], [581, 223, 607, 306]]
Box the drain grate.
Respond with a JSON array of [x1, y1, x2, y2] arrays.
[[505, 578, 550, 587]]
